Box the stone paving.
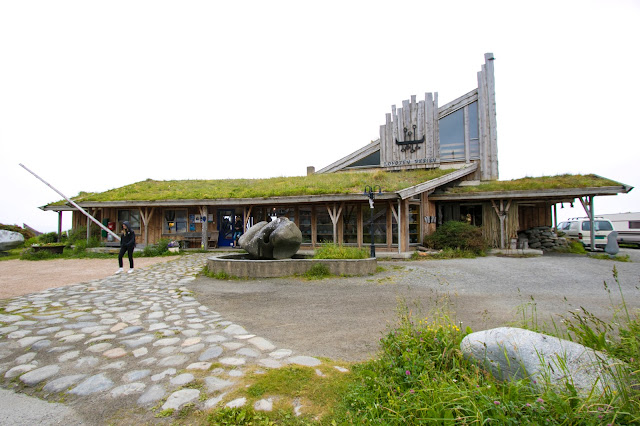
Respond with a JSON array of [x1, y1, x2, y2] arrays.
[[0, 254, 334, 420]]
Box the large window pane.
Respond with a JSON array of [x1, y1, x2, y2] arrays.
[[362, 205, 387, 244], [299, 208, 312, 243], [342, 205, 358, 244], [409, 204, 419, 244], [439, 109, 465, 161], [315, 207, 333, 244]]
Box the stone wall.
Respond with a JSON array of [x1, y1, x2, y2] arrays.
[[518, 226, 568, 251]]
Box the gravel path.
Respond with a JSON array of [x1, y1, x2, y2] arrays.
[[187, 249, 640, 362]]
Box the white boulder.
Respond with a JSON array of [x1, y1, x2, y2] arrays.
[[461, 327, 622, 396], [0, 230, 24, 251]]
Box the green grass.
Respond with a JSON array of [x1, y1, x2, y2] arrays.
[[589, 253, 631, 262], [446, 174, 622, 194], [48, 169, 454, 204], [302, 263, 331, 279]]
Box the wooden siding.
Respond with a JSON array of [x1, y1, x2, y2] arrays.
[[518, 203, 552, 230]]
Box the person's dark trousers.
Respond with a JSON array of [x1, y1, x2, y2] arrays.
[[118, 246, 134, 268]]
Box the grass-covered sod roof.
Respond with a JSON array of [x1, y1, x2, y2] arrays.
[[60, 169, 454, 203], [443, 174, 622, 194]]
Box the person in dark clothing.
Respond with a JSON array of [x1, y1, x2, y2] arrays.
[[116, 221, 136, 274], [232, 216, 243, 248]]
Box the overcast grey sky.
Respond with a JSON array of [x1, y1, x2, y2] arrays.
[[1, 0, 639, 233]]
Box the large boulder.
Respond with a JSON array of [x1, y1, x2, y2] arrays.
[[238, 218, 302, 260], [605, 231, 620, 255], [0, 230, 25, 251], [461, 327, 622, 396]]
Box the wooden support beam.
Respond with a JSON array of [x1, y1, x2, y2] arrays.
[[578, 195, 596, 250], [491, 199, 512, 249], [326, 203, 343, 244], [139, 207, 156, 247], [200, 206, 208, 250], [57, 211, 63, 242]]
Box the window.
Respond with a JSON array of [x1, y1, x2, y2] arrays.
[[164, 209, 187, 233], [439, 109, 464, 161], [629, 221, 640, 229], [117, 209, 140, 231], [299, 208, 312, 243], [362, 204, 388, 244], [582, 221, 613, 231], [315, 206, 333, 244], [460, 204, 483, 226], [342, 205, 358, 244], [273, 206, 295, 222], [409, 204, 420, 244], [438, 101, 480, 161], [347, 151, 380, 168]]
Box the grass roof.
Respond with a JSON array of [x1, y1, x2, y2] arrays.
[[444, 174, 621, 193], [60, 169, 454, 203]]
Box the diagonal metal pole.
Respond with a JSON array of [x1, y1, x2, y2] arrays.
[[20, 163, 121, 241]]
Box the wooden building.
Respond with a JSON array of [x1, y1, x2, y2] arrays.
[[41, 54, 633, 252]]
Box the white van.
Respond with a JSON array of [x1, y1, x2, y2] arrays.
[[558, 217, 615, 250], [597, 212, 640, 247]]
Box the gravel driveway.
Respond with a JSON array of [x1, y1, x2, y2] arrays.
[[187, 249, 640, 362]]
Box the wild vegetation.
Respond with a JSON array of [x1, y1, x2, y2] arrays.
[[50, 169, 454, 203]]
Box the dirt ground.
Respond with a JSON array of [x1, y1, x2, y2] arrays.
[[0, 257, 175, 299]]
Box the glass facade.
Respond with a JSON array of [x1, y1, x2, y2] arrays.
[[299, 207, 312, 243], [409, 204, 419, 244], [315, 206, 333, 243], [362, 205, 388, 244], [342, 204, 358, 244]]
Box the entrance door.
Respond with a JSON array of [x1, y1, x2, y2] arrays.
[[218, 209, 236, 247]]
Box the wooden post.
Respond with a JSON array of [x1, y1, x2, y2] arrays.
[[57, 211, 63, 242], [579, 196, 596, 251], [200, 206, 208, 250]]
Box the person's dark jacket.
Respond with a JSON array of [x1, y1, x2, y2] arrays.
[[120, 221, 136, 248]]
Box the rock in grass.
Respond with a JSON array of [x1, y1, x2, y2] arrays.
[[461, 327, 623, 396]]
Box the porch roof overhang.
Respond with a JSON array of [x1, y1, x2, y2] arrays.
[[428, 184, 633, 202]]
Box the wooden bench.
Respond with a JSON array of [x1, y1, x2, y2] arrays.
[[176, 231, 219, 248]]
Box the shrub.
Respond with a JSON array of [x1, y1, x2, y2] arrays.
[[141, 238, 171, 257], [66, 225, 101, 246], [38, 232, 59, 244], [424, 221, 488, 254]]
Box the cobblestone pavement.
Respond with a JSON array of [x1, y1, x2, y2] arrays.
[[0, 254, 331, 423]]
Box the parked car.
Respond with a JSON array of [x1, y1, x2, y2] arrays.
[[561, 217, 615, 250]]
